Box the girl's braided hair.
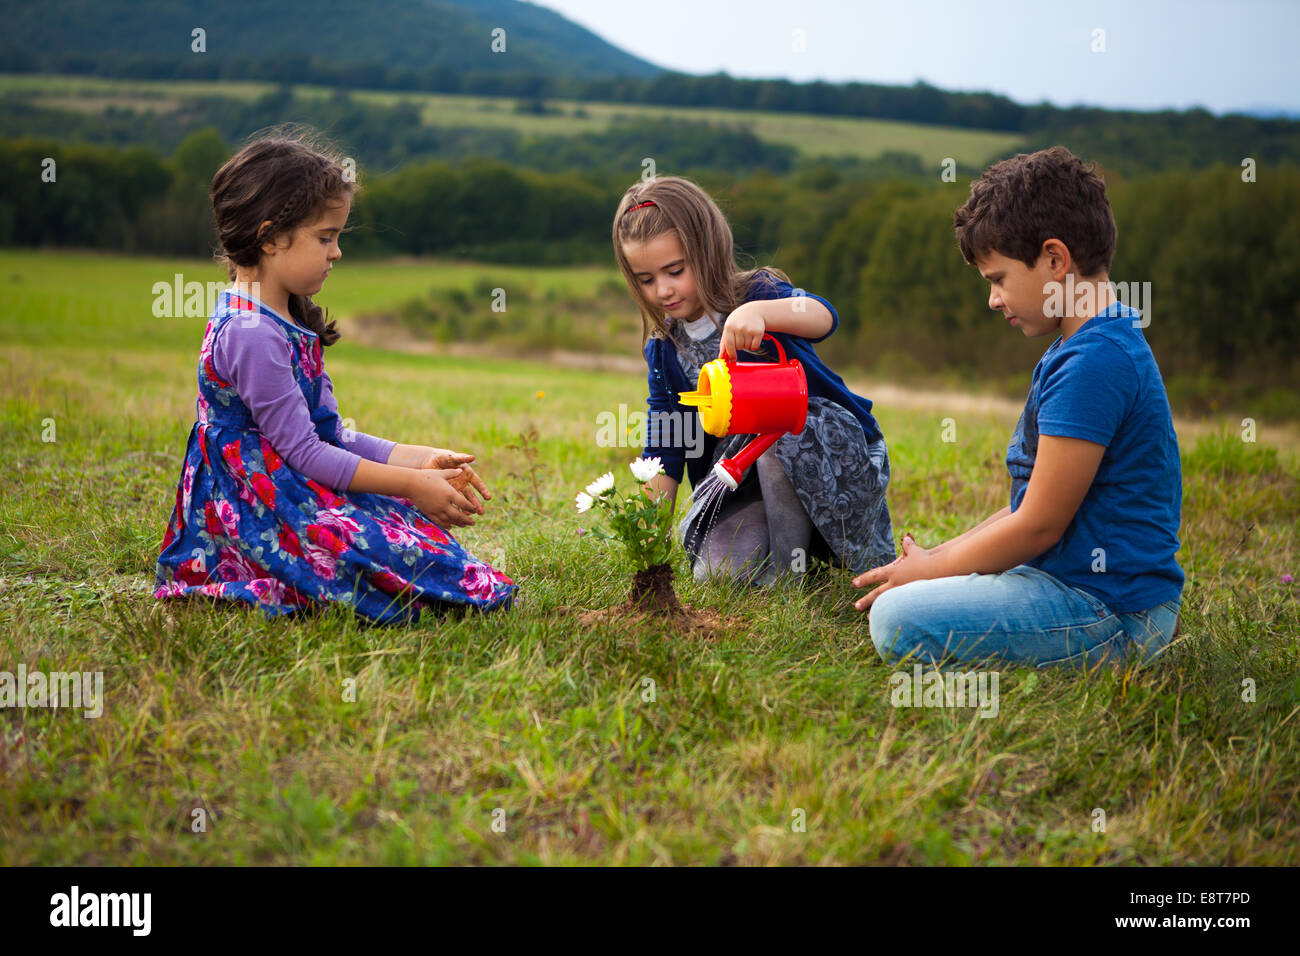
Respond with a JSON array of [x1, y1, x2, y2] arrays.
[[210, 128, 355, 345]]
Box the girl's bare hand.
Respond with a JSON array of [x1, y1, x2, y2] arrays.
[[419, 447, 473, 469], [446, 465, 489, 513], [718, 303, 767, 361], [406, 468, 480, 528], [417, 447, 492, 507]]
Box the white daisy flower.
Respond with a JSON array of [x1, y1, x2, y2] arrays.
[[630, 457, 663, 483], [574, 491, 594, 513], [585, 472, 615, 497]]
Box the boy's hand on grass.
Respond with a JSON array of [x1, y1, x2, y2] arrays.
[[416, 447, 492, 508], [852, 533, 932, 611], [406, 468, 482, 528], [718, 303, 766, 361]]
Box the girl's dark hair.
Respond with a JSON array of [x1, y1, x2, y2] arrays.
[[210, 129, 355, 346]]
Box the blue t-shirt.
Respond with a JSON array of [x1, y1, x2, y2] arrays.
[[1007, 301, 1184, 613]]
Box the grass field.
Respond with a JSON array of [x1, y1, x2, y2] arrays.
[[0, 73, 1027, 167], [1, 249, 1297, 864]]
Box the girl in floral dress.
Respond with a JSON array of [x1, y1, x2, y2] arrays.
[[155, 134, 515, 624]]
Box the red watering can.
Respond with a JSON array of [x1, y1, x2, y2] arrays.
[[677, 333, 808, 490]]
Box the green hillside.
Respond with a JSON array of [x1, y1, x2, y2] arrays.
[[0, 74, 1024, 169], [0, 0, 663, 82]]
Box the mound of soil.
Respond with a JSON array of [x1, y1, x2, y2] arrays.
[[563, 564, 735, 639], [627, 563, 681, 613]]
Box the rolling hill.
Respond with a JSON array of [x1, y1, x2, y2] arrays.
[[0, 0, 664, 83]]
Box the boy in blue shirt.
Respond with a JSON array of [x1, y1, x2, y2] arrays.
[[854, 146, 1183, 668]]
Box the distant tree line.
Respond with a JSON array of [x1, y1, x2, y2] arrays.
[[6, 84, 1294, 185], [0, 90, 802, 180], [2, 132, 1295, 413], [12, 46, 1298, 147]]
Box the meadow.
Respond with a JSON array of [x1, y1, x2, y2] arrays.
[[0, 249, 1296, 864]]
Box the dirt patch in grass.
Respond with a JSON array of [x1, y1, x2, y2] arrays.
[[559, 566, 738, 638], [571, 602, 734, 639]]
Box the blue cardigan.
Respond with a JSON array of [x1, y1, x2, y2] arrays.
[[642, 272, 884, 488]]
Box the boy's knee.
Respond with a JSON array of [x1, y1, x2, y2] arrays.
[[868, 585, 909, 661]]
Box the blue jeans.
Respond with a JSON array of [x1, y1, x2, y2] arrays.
[[869, 565, 1182, 669]]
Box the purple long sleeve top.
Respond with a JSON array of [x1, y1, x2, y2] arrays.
[[212, 317, 395, 489]]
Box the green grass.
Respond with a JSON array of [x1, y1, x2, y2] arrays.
[[0, 72, 1027, 167], [1, 250, 1297, 865], [0, 248, 629, 352]]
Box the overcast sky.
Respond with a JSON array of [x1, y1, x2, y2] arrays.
[[534, 0, 1300, 116]]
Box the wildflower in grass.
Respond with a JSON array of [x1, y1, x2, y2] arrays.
[[574, 458, 674, 573], [585, 472, 615, 497], [1283, 574, 1294, 584], [630, 456, 663, 483], [574, 458, 681, 612]]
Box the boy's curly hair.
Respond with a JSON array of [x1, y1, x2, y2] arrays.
[[210, 127, 355, 346], [954, 146, 1116, 277]]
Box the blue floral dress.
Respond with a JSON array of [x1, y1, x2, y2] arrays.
[[154, 290, 516, 624]]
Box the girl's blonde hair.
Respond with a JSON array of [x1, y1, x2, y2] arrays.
[[612, 176, 788, 344]]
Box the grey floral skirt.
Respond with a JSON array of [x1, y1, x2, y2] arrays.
[[678, 396, 896, 575], [669, 322, 894, 575]]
